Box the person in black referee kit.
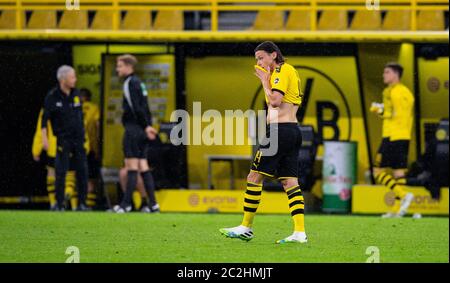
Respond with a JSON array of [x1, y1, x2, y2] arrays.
[[41, 65, 89, 211], [113, 54, 160, 213]]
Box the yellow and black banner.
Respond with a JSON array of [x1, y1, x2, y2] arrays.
[[352, 185, 449, 215], [156, 189, 290, 214]]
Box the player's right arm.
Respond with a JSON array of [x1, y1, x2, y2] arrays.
[[255, 66, 284, 108]]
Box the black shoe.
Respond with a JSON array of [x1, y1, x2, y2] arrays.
[[140, 206, 151, 213], [76, 204, 91, 211], [150, 204, 160, 213], [113, 205, 132, 213], [52, 203, 65, 211], [54, 205, 65, 212]]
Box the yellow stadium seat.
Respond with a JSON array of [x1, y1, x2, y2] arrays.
[[91, 10, 114, 29], [350, 10, 381, 30], [59, 10, 87, 29], [0, 11, 25, 29], [318, 10, 347, 30], [382, 10, 411, 30], [121, 10, 151, 30], [252, 10, 284, 30], [417, 10, 445, 31], [27, 11, 56, 29], [153, 10, 183, 30], [285, 10, 311, 30]]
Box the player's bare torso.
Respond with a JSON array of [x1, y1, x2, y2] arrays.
[[267, 102, 299, 124]]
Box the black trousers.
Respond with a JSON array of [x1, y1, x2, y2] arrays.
[[55, 138, 88, 208]]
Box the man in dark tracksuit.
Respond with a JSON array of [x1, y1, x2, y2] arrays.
[[113, 54, 159, 213], [41, 65, 89, 211]]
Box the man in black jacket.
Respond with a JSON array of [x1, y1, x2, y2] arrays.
[[41, 65, 89, 211], [113, 54, 159, 213]]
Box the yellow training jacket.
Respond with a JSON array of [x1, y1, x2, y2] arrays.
[[380, 83, 415, 141], [82, 101, 100, 156]]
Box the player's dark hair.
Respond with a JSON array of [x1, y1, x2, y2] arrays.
[[385, 62, 404, 78], [254, 41, 285, 64], [80, 88, 92, 100]]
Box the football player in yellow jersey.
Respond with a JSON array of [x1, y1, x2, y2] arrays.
[[220, 41, 307, 244], [32, 109, 90, 210], [80, 88, 100, 209], [370, 62, 415, 218]]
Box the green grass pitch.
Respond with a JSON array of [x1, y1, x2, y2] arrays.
[[0, 211, 448, 263]]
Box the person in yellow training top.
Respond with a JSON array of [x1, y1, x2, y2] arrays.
[[370, 62, 415, 218], [79, 88, 100, 209], [220, 41, 307, 244], [32, 109, 90, 210]]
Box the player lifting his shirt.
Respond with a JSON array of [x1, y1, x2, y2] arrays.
[[220, 41, 307, 244]]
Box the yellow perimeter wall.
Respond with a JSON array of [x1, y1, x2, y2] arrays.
[[352, 185, 449, 215], [153, 186, 449, 215], [156, 189, 289, 214]]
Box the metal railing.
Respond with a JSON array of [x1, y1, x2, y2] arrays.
[[0, 0, 448, 31]]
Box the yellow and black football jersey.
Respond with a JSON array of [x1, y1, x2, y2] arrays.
[[268, 63, 303, 106]]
